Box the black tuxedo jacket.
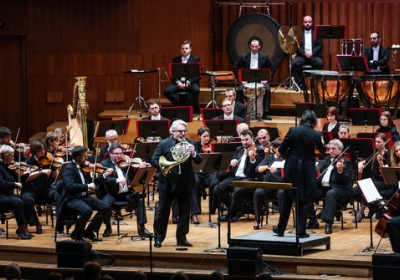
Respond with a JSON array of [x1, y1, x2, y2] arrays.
[[170, 55, 201, 85], [296, 29, 323, 58], [364, 46, 390, 73], [233, 101, 247, 120], [151, 137, 202, 193], [229, 144, 265, 179], [141, 116, 169, 121], [233, 52, 275, 80], [317, 155, 353, 197]]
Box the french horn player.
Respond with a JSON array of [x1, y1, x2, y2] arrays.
[[151, 119, 202, 248]]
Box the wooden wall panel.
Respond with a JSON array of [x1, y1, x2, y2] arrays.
[[1, 0, 400, 141]]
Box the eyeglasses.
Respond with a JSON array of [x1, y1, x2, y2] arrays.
[[175, 130, 187, 133], [112, 152, 124, 155], [221, 104, 232, 107]]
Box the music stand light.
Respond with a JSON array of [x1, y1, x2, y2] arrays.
[[160, 106, 193, 122], [94, 119, 131, 138], [205, 120, 238, 140], [136, 120, 170, 140], [349, 108, 382, 127]]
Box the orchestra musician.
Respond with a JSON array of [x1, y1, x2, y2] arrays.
[[99, 129, 119, 161], [322, 106, 341, 140], [364, 31, 390, 74], [291, 15, 324, 89], [151, 119, 202, 248], [163, 40, 201, 114], [274, 110, 326, 238], [256, 128, 272, 156], [375, 111, 400, 143], [338, 124, 350, 139], [98, 143, 152, 238], [217, 129, 264, 223], [233, 36, 275, 120], [225, 89, 247, 120], [253, 140, 284, 230], [24, 138, 59, 234], [58, 146, 111, 242], [312, 139, 353, 234], [212, 98, 245, 124], [0, 145, 35, 239], [142, 101, 168, 121], [386, 141, 400, 253], [353, 133, 395, 222], [0, 127, 12, 147]]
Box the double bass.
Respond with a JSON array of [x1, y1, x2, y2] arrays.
[[67, 76, 88, 147]]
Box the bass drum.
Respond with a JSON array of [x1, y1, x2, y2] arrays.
[[226, 13, 285, 70]]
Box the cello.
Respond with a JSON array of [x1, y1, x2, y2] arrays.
[[375, 191, 400, 238]]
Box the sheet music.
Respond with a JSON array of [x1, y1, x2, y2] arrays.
[[271, 160, 285, 168], [357, 178, 383, 204]]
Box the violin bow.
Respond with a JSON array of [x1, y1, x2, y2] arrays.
[[92, 143, 100, 183]]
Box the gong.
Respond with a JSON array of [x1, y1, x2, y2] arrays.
[[226, 13, 285, 69]]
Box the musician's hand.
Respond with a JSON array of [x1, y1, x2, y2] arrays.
[[231, 159, 238, 167], [248, 149, 256, 161], [336, 161, 344, 173], [305, 51, 313, 59], [261, 80, 268, 84], [177, 82, 186, 90], [187, 144, 195, 156], [15, 182, 22, 190], [103, 168, 114, 178], [41, 169, 51, 176], [358, 162, 365, 173], [88, 183, 96, 192], [117, 178, 127, 185], [270, 167, 277, 174], [242, 81, 248, 85]]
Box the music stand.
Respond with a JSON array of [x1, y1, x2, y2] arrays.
[[94, 119, 130, 138], [192, 153, 223, 228], [239, 68, 271, 121], [336, 55, 370, 73], [129, 166, 157, 242], [201, 108, 223, 121], [349, 108, 382, 127], [341, 138, 375, 168], [160, 106, 193, 122], [357, 132, 393, 149], [321, 131, 333, 144], [202, 71, 232, 108], [204, 120, 238, 140], [136, 120, 170, 140], [202, 153, 231, 253], [315, 25, 346, 71], [169, 62, 201, 109], [132, 143, 159, 210], [294, 102, 326, 126], [355, 178, 388, 255], [123, 69, 157, 117]]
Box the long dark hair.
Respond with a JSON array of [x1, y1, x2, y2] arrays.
[[300, 110, 317, 128]]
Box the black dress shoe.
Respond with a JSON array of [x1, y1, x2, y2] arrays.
[[154, 240, 162, 248], [272, 226, 284, 237], [103, 228, 112, 237], [306, 221, 319, 229], [253, 221, 260, 230], [177, 240, 193, 247], [218, 214, 229, 222], [35, 223, 43, 234], [83, 230, 102, 242], [172, 216, 178, 224], [70, 230, 83, 241], [325, 223, 332, 234], [263, 114, 272, 120], [299, 233, 310, 238], [138, 225, 153, 236]]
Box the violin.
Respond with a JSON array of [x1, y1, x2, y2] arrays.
[[202, 143, 212, 153], [375, 191, 400, 238], [8, 161, 38, 175], [82, 162, 110, 174], [39, 152, 64, 168], [119, 156, 149, 169]]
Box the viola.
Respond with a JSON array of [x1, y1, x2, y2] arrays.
[[375, 191, 400, 238], [202, 143, 211, 153]]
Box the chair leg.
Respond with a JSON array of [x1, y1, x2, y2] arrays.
[[6, 219, 8, 240]]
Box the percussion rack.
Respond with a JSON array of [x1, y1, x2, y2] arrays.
[[214, 2, 290, 17]]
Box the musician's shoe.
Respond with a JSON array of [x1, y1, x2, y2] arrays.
[[262, 114, 272, 121], [83, 230, 102, 242], [272, 226, 284, 237], [353, 212, 364, 223], [138, 224, 152, 237], [253, 220, 260, 230], [70, 230, 83, 241], [306, 220, 319, 229], [299, 232, 310, 238], [172, 215, 178, 224], [177, 240, 193, 247], [154, 240, 162, 248], [103, 223, 112, 237], [325, 222, 333, 234]]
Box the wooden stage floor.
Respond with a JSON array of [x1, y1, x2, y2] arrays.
[[0, 193, 393, 279]]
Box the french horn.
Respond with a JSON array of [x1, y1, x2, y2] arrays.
[[159, 141, 191, 177]]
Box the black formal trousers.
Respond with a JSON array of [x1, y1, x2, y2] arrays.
[[315, 187, 349, 224], [154, 174, 191, 243], [0, 194, 35, 226], [66, 196, 110, 235], [278, 189, 308, 235], [387, 215, 400, 253]]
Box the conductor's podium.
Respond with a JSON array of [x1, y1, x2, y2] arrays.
[[229, 181, 331, 256]]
